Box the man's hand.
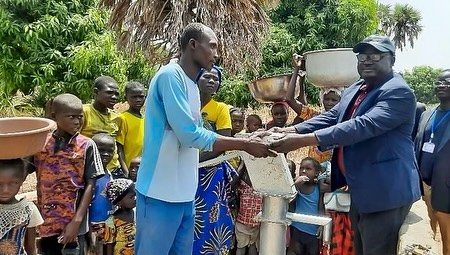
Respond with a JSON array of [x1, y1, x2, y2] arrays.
[[59, 220, 81, 245], [269, 133, 319, 153], [269, 133, 304, 153], [243, 137, 277, 158]]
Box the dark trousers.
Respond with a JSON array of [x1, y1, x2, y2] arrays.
[[350, 204, 412, 255], [39, 235, 86, 255]]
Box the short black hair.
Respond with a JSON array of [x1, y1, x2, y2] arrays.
[[179, 23, 206, 51], [94, 76, 117, 90], [125, 81, 144, 96], [52, 93, 82, 114], [0, 159, 26, 178], [301, 157, 322, 173], [246, 114, 263, 126], [92, 133, 115, 146]]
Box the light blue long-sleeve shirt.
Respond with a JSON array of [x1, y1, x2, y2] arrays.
[[136, 63, 217, 202]]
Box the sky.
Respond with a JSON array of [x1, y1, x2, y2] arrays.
[[378, 0, 450, 72]]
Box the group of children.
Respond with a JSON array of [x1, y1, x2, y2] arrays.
[[228, 106, 328, 255], [0, 76, 145, 255]]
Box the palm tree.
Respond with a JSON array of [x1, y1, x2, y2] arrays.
[[377, 3, 422, 51], [99, 0, 280, 73]]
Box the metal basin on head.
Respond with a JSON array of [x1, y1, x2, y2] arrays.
[[248, 74, 300, 104], [303, 48, 360, 88]]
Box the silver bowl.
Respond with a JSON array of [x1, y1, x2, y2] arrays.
[[248, 74, 300, 103]]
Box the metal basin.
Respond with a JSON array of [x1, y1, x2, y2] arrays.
[[0, 117, 56, 159], [303, 48, 360, 88], [248, 74, 300, 103]]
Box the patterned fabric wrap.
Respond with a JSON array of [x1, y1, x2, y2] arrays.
[[299, 105, 333, 163], [193, 161, 237, 254], [105, 178, 134, 205], [328, 211, 354, 255], [237, 181, 262, 227], [34, 134, 88, 237], [0, 199, 32, 255], [104, 216, 135, 255]]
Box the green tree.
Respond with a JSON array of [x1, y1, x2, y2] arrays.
[[270, 0, 378, 52], [249, 0, 378, 105], [377, 4, 422, 50], [0, 0, 155, 107], [403, 66, 442, 104]]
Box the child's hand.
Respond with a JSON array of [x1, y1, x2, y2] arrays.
[[292, 54, 304, 68], [59, 220, 81, 245], [294, 175, 310, 185]]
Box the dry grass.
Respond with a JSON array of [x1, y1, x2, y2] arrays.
[[99, 0, 278, 74]]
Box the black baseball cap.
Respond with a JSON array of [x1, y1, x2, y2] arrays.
[[353, 35, 396, 55]]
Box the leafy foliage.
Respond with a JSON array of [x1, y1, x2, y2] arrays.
[[226, 0, 378, 107], [0, 0, 155, 107], [377, 4, 422, 50], [403, 66, 442, 104]]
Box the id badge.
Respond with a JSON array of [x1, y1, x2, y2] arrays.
[[422, 142, 435, 153]]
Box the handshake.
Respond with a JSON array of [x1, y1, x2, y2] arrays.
[[237, 127, 318, 158]]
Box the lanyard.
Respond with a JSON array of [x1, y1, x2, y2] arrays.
[[430, 109, 450, 141]]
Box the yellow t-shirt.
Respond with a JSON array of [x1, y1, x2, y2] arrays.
[[81, 104, 120, 169], [201, 99, 232, 131], [116, 111, 144, 168]]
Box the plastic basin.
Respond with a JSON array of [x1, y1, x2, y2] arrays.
[[303, 48, 360, 88], [0, 117, 56, 159]]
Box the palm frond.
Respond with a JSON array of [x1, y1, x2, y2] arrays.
[[99, 0, 279, 73]]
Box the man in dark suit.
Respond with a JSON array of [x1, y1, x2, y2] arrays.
[[414, 69, 450, 255], [268, 35, 421, 255]]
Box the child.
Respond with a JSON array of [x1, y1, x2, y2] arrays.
[[288, 157, 323, 255], [128, 157, 141, 183], [266, 102, 289, 130], [31, 93, 104, 255], [116, 82, 145, 175], [0, 159, 43, 255], [89, 133, 116, 254], [230, 107, 245, 136], [235, 167, 263, 255], [104, 178, 136, 255], [81, 76, 124, 177], [246, 114, 263, 133]]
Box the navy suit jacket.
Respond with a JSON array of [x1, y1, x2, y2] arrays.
[[294, 73, 421, 213]]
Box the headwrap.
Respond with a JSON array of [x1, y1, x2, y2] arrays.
[[105, 178, 134, 205], [196, 65, 223, 92], [319, 87, 345, 107]]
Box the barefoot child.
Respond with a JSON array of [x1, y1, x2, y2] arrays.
[[104, 179, 136, 255], [0, 159, 43, 255], [116, 82, 145, 174], [288, 157, 323, 255], [31, 93, 104, 255]]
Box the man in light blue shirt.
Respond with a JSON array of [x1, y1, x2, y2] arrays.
[[135, 23, 276, 255]]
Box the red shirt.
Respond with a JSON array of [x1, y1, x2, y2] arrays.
[[337, 84, 369, 174], [237, 181, 263, 227]]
